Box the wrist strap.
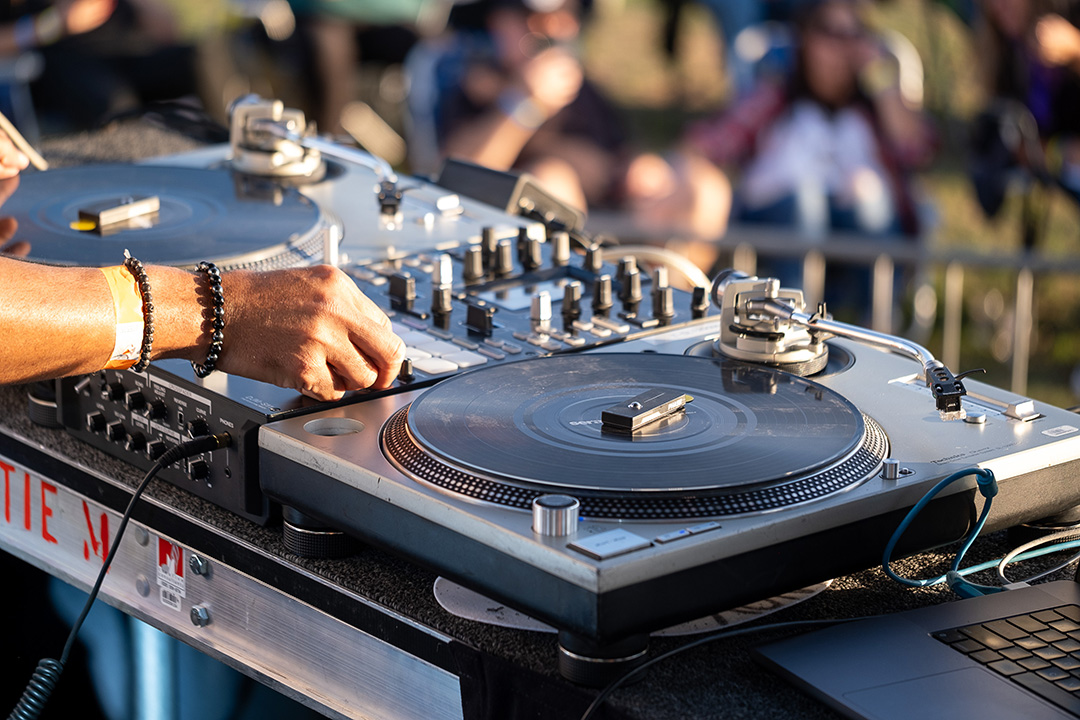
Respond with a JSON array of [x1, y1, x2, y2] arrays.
[[100, 264, 144, 370]]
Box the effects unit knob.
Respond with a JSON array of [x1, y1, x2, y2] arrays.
[[532, 495, 579, 537], [653, 286, 675, 322], [106, 421, 126, 442], [432, 253, 453, 287], [147, 440, 168, 460], [103, 381, 125, 401], [520, 234, 542, 271], [562, 281, 582, 318], [620, 268, 642, 311], [592, 274, 613, 316], [494, 239, 514, 276], [584, 243, 603, 274], [616, 257, 637, 288], [481, 226, 499, 268], [531, 291, 552, 328], [431, 285, 453, 315], [125, 431, 147, 453]]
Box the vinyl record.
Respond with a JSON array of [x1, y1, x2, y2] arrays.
[[6, 165, 331, 270], [383, 354, 889, 519]]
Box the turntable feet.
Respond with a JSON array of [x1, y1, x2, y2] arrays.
[[557, 631, 649, 687], [281, 506, 360, 559]]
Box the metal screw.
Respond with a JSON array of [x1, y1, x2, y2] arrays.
[[189, 554, 210, 576], [133, 527, 149, 546], [135, 576, 150, 597], [190, 606, 211, 627]]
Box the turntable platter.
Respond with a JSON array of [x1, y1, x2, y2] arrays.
[[383, 354, 889, 519], [8, 165, 330, 269]]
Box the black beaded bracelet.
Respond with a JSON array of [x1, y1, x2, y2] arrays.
[[192, 261, 224, 378], [123, 251, 154, 373]]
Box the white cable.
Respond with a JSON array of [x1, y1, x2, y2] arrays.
[[0, 107, 47, 171]]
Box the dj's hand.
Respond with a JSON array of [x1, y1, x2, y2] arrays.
[[520, 46, 583, 116], [0, 136, 28, 180], [220, 265, 405, 401]]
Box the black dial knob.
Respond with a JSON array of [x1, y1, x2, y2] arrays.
[[398, 357, 415, 383], [584, 243, 603, 274], [187, 418, 210, 438], [494, 239, 514, 276], [189, 460, 210, 482], [103, 382, 125, 401], [147, 440, 168, 460], [463, 245, 484, 283], [519, 233, 542, 271], [125, 390, 146, 412], [481, 226, 499, 268], [653, 286, 675, 322], [86, 412, 107, 433], [431, 285, 453, 315], [106, 421, 126, 442], [125, 431, 147, 453], [562, 281, 582, 318], [550, 231, 571, 267], [592, 274, 613, 316], [621, 268, 642, 311], [147, 399, 168, 421], [691, 286, 709, 319]]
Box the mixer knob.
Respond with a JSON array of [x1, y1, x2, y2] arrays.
[[691, 286, 709, 319], [495, 239, 514, 276], [147, 399, 168, 421], [532, 495, 579, 537], [653, 286, 675, 323], [147, 440, 168, 460], [520, 234, 542, 272], [431, 285, 453, 315], [562, 281, 582, 319], [550, 231, 571, 267], [389, 272, 416, 303], [86, 412, 106, 433], [103, 381, 125, 401], [106, 421, 126, 442], [187, 418, 210, 438], [616, 257, 637, 288], [466, 303, 496, 335], [653, 267, 669, 291], [592, 274, 613, 316], [481, 226, 499, 268], [620, 268, 642, 312], [125, 431, 147, 453], [531, 291, 552, 328], [125, 390, 146, 412], [584, 243, 603, 274], [398, 357, 415, 383], [432, 253, 453, 287], [463, 245, 484, 284], [189, 460, 210, 482]]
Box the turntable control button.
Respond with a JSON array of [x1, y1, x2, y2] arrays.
[[451, 337, 479, 351], [494, 239, 514, 276], [443, 351, 487, 368], [655, 529, 692, 544], [477, 347, 506, 360], [540, 339, 563, 352], [592, 316, 630, 334], [412, 357, 460, 375], [404, 348, 431, 360], [569, 529, 651, 561], [415, 340, 459, 357], [397, 331, 431, 346], [427, 327, 454, 340], [501, 343, 522, 355], [147, 399, 168, 421], [687, 521, 721, 535]]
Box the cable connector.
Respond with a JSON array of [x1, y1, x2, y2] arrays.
[[157, 433, 232, 468], [975, 469, 998, 499]]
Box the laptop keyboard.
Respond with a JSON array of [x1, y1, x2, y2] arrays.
[[934, 605, 1080, 715]]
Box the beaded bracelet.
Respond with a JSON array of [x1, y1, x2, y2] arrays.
[[123, 251, 154, 373], [192, 262, 224, 378]]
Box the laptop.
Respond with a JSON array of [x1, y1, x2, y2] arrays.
[[755, 577, 1080, 719]]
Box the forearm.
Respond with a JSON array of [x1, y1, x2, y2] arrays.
[[442, 111, 538, 170]]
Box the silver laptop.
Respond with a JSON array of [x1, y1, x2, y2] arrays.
[[755, 578, 1080, 719]]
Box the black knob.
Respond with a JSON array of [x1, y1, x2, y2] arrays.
[[463, 245, 485, 283], [125, 431, 147, 453], [620, 269, 642, 311], [189, 460, 210, 482], [103, 381, 125, 401], [466, 303, 496, 335], [592, 274, 613, 316], [106, 421, 126, 442], [147, 440, 168, 460], [125, 390, 146, 412], [147, 399, 168, 421], [481, 227, 499, 269], [389, 272, 416, 302], [691, 286, 709, 319], [398, 357, 415, 383], [86, 412, 107, 433], [187, 418, 210, 438], [616, 257, 637, 288], [495, 239, 514, 276]]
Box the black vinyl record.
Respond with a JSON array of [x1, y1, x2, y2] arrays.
[[6, 165, 326, 269], [401, 353, 866, 494]]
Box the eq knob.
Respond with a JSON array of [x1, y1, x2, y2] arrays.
[[105, 421, 126, 442], [550, 231, 571, 267], [592, 274, 613, 316], [562, 281, 582, 319], [147, 399, 168, 421], [620, 268, 642, 312], [494, 239, 514, 276], [85, 412, 106, 433], [481, 226, 499, 269], [584, 243, 603, 274], [519, 233, 542, 272], [147, 440, 168, 460], [103, 381, 125, 402], [691, 286, 709, 319], [463, 245, 485, 284], [531, 291, 552, 329]]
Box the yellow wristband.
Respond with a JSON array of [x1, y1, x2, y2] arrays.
[[100, 265, 144, 370]]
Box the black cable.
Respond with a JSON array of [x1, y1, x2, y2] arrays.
[[577, 616, 882, 720], [7, 433, 231, 720]]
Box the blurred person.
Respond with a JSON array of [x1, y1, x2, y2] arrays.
[[650, 0, 934, 296], [436, 0, 627, 213], [3, 0, 202, 130], [970, 0, 1080, 220]]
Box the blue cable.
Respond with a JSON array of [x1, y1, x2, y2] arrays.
[[883, 467, 1000, 594]]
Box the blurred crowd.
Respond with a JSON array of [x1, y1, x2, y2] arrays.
[[3, 0, 1080, 274]]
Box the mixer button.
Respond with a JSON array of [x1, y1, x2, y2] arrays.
[[477, 347, 506, 360], [443, 351, 488, 368], [412, 357, 459, 375], [404, 348, 432, 360], [415, 340, 459, 357]]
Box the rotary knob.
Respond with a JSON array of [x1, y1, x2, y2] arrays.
[[494, 239, 514, 276], [189, 460, 210, 482], [463, 245, 485, 284], [592, 274, 613, 316], [550, 231, 571, 267], [147, 399, 168, 421], [125, 390, 146, 412], [532, 495, 579, 537]]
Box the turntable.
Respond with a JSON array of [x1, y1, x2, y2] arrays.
[[259, 274, 1080, 685]]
